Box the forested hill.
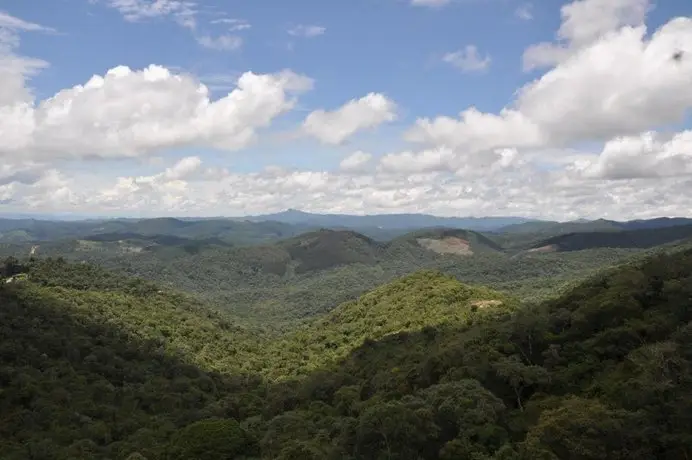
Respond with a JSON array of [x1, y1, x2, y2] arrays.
[[256, 246, 692, 458], [263, 270, 514, 380], [0, 258, 270, 459], [529, 223, 692, 252], [2, 247, 692, 459]]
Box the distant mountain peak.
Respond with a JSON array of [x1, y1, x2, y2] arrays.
[[282, 208, 309, 215]]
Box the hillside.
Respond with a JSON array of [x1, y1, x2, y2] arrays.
[[277, 229, 384, 274], [498, 218, 623, 235], [0, 258, 269, 459], [391, 227, 504, 255], [498, 217, 692, 235], [529, 224, 692, 253], [0, 226, 653, 326], [0, 217, 313, 246], [254, 246, 692, 458], [2, 246, 692, 458], [264, 270, 513, 379]]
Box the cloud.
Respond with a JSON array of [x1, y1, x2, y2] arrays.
[[516, 18, 692, 144], [287, 25, 326, 38], [410, 0, 451, 7], [99, 0, 198, 29], [7, 154, 692, 221], [407, 13, 692, 154], [0, 162, 47, 187], [197, 73, 242, 91], [523, 0, 650, 70], [196, 34, 242, 51], [99, 1, 250, 50], [211, 18, 251, 32], [339, 151, 373, 172], [0, 65, 314, 160], [405, 108, 543, 153], [442, 45, 491, 73], [3, 0, 692, 220], [0, 11, 56, 33], [378, 146, 522, 177], [571, 131, 692, 179], [515, 3, 533, 21], [0, 12, 52, 105], [302, 93, 397, 145]]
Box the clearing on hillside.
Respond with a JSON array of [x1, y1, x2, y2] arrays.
[[526, 244, 558, 253], [417, 236, 473, 256]]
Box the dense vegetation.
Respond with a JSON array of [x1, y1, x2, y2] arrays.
[[0, 217, 313, 246], [0, 226, 651, 326], [2, 245, 692, 459], [532, 224, 692, 252]]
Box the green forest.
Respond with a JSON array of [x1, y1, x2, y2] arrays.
[[2, 223, 676, 327], [2, 239, 692, 459]]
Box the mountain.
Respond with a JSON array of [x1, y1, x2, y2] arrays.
[[528, 224, 692, 253], [497, 218, 623, 235], [3, 245, 692, 458], [277, 229, 385, 274], [247, 208, 538, 231], [0, 217, 313, 246], [499, 217, 692, 235], [620, 216, 692, 230], [391, 227, 504, 255]]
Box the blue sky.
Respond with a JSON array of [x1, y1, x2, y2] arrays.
[[1, 0, 691, 218], [12, 0, 550, 175]]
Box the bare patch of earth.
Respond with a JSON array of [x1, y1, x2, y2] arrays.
[[417, 237, 473, 256], [471, 300, 503, 308], [526, 244, 558, 253]]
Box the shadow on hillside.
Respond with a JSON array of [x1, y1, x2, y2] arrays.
[[0, 284, 266, 460], [261, 247, 692, 458], [539, 225, 692, 251]]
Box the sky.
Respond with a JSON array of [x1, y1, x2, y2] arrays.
[[0, 0, 691, 220]]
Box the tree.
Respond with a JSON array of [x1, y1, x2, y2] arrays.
[[355, 398, 439, 459], [521, 397, 652, 460], [493, 356, 549, 411], [167, 418, 249, 460]]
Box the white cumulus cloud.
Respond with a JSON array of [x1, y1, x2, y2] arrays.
[[572, 131, 692, 179], [523, 0, 651, 70], [339, 151, 373, 172], [302, 93, 397, 145], [406, 10, 692, 158], [0, 65, 313, 160]]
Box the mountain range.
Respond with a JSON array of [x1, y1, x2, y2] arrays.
[[3, 211, 692, 244]]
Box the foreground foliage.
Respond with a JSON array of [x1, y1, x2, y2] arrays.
[[1, 248, 692, 458]]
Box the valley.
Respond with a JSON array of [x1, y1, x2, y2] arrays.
[[1, 213, 692, 459], [4, 216, 687, 326]]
